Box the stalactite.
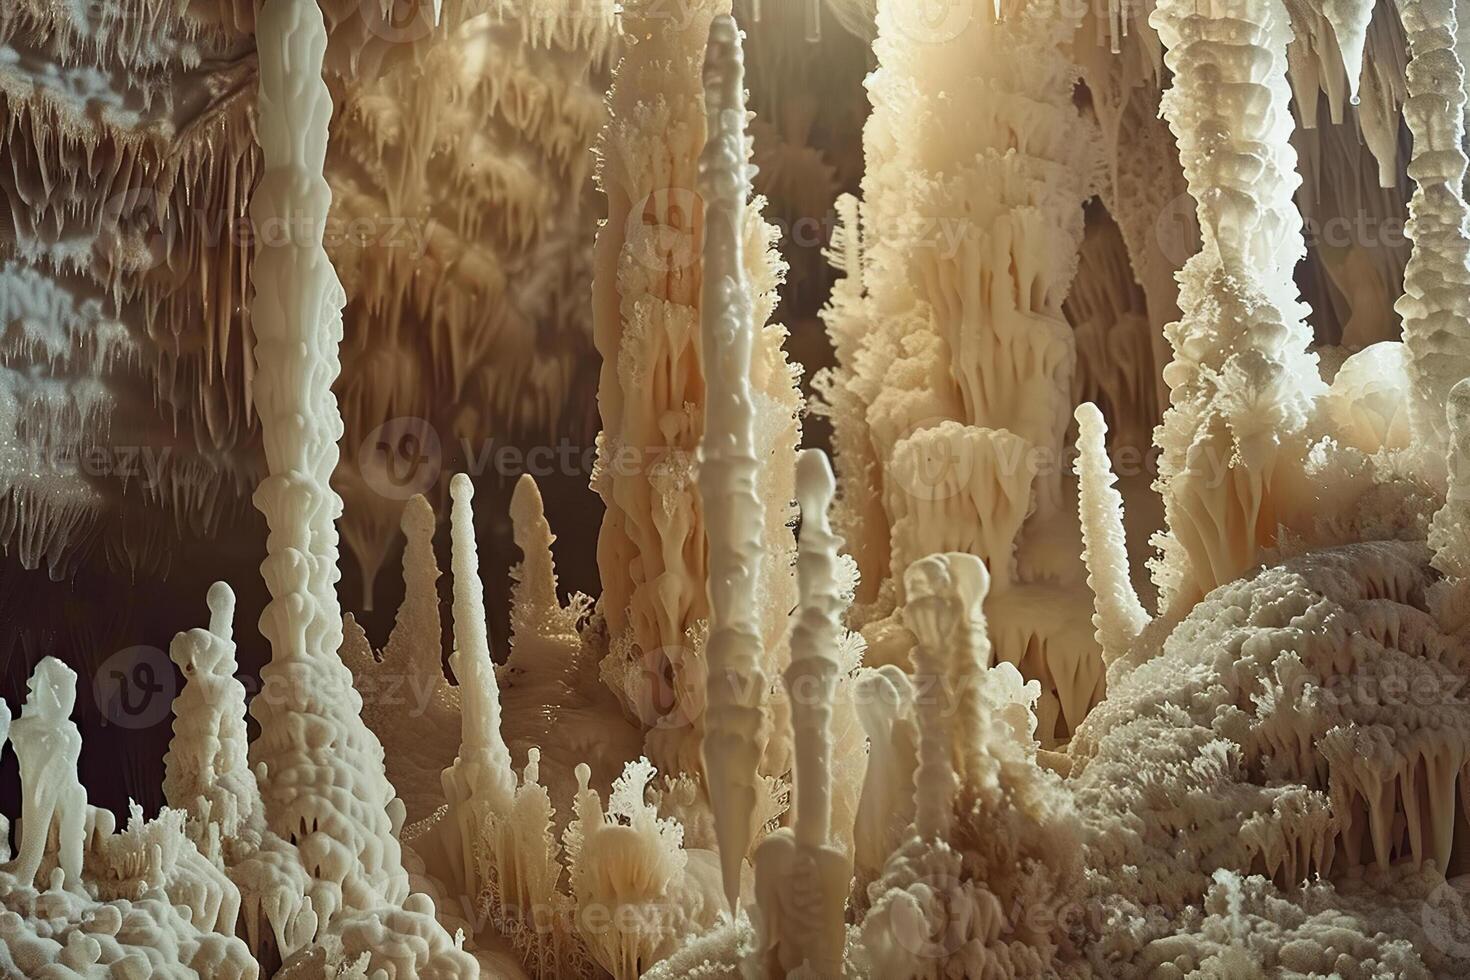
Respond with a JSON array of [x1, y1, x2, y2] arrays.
[[1149, 0, 1325, 610], [814, 193, 890, 605], [591, 0, 799, 782], [697, 11, 768, 914], [1322, 0, 1377, 107], [815, 0, 1106, 745], [1396, 0, 1470, 464], [0, 0, 612, 588], [1064, 209, 1162, 454]]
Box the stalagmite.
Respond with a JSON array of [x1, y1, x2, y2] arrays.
[[509, 474, 569, 639], [563, 758, 725, 979], [449, 474, 515, 797], [163, 583, 262, 846], [860, 547, 1084, 979], [850, 664, 918, 883], [1396, 0, 1470, 460], [903, 552, 996, 835], [751, 450, 851, 978], [10, 657, 86, 890], [1073, 403, 1148, 665], [239, 4, 478, 973], [786, 451, 844, 851], [246, 0, 411, 914], [443, 473, 517, 897], [697, 12, 769, 914], [500, 474, 644, 817], [341, 494, 461, 824], [904, 557, 967, 840]]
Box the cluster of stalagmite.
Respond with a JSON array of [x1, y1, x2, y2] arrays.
[[816, 0, 1107, 745], [7, 1, 1470, 979], [591, 0, 801, 786], [0, 655, 259, 976]]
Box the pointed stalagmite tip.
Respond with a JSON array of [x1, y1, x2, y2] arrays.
[[797, 448, 836, 503], [709, 12, 739, 49], [402, 493, 435, 532], [510, 473, 543, 525], [207, 582, 236, 638]]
